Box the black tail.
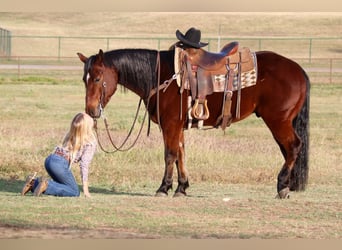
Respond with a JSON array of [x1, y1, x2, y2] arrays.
[[290, 70, 310, 191]]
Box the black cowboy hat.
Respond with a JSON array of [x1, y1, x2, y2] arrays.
[[176, 27, 209, 48]]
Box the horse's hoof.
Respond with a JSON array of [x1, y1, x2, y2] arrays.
[[155, 191, 168, 197], [275, 187, 290, 199], [173, 192, 186, 197]]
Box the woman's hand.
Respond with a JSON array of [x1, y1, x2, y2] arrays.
[[82, 181, 91, 198]]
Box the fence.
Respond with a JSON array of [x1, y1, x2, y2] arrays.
[[1, 56, 341, 84], [0, 28, 11, 57], [5, 35, 342, 60], [1, 35, 342, 84]]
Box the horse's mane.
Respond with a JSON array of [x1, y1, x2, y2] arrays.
[[104, 49, 159, 98]]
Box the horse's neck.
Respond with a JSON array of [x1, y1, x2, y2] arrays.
[[116, 52, 156, 99], [115, 49, 173, 99], [119, 81, 146, 98]]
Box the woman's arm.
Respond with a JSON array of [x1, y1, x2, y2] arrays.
[[79, 143, 96, 197]]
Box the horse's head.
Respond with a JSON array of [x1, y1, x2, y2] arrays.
[[77, 49, 118, 118]]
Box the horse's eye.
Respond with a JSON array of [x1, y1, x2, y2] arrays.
[[94, 77, 101, 83]]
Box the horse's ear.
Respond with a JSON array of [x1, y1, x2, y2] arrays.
[[97, 49, 104, 64], [77, 52, 88, 63]]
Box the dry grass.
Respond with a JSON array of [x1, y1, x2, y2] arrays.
[[0, 83, 341, 188], [1, 13, 342, 58], [2, 12, 342, 37], [1, 82, 341, 239]]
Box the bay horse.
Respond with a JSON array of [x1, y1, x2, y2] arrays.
[[77, 45, 310, 199]]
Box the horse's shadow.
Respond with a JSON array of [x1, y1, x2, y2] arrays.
[[0, 177, 151, 197]]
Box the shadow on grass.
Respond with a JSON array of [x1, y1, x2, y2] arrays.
[[89, 185, 152, 197], [0, 177, 151, 197], [0, 177, 24, 195]]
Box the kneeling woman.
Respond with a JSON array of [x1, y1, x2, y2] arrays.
[[22, 112, 97, 198]]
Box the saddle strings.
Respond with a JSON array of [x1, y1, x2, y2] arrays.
[[155, 51, 162, 132]]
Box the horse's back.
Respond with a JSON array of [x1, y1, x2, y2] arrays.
[[254, 51, 308, 121], [255, 51, 305, 80]]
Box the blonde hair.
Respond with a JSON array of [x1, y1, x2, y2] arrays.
[[62, 112, 96, 162]]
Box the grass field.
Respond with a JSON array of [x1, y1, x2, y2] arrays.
[[0, 13, 341, 239], [2, 12, 342, 37], [0, 81, 341, 239]]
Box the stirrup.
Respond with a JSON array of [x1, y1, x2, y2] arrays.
[[191, 99, 209, 120]]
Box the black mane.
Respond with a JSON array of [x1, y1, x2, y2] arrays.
[[104, 49, 159, 99]]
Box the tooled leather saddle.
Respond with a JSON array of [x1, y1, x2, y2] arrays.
[[175, 41, 257, 130]]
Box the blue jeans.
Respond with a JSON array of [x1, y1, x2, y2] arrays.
[[34, 154, 80, 197]]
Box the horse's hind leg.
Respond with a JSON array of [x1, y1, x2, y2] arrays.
[[267, 121, 302, 199]]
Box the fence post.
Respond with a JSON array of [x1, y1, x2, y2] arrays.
[[0, 28, 3, 52], [330, 58, 333, 84], [58, 36, 61, 60], [309, 38, 312, 63], [7, 31, 11, 57], [17, 56, 20, 80]]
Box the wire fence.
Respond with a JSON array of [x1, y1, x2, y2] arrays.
[[3, 35, 342, 59], [1, 35, 342, 84], [1, 56, 341, 84]]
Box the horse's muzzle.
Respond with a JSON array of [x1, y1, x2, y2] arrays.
[[86, 104, 102, 119]]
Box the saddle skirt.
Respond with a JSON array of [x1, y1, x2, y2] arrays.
[[212, 53, 258, 93]]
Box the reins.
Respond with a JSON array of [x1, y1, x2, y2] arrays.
[[93, 78, 148, 153], [94, 98, 148, 153]]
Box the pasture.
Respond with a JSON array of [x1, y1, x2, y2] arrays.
[[0, 13, 341, 239], [1, 81, 341, 239]]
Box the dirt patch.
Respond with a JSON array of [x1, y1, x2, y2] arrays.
[[0, 225, 159, 239]]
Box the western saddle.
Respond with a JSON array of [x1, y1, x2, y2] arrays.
[[175, 41, 257, 130]]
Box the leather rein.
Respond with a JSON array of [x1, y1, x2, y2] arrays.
[[93, 80, 148, 153]]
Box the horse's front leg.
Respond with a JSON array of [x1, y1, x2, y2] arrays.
[[174, 130, 189, 197], [155, 124, 179, 196], [155, 125, 189, 197], [155, 146, 176, 196]]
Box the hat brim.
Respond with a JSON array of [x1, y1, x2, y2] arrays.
[[176, 30, 208, 48]]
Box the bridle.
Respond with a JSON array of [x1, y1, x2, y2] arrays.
[[98, 81, 106, 118]]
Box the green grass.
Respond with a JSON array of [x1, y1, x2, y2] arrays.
[[1, 180, 341, 239]]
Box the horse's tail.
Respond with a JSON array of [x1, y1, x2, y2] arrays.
[[290, 70, 310, 191]]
